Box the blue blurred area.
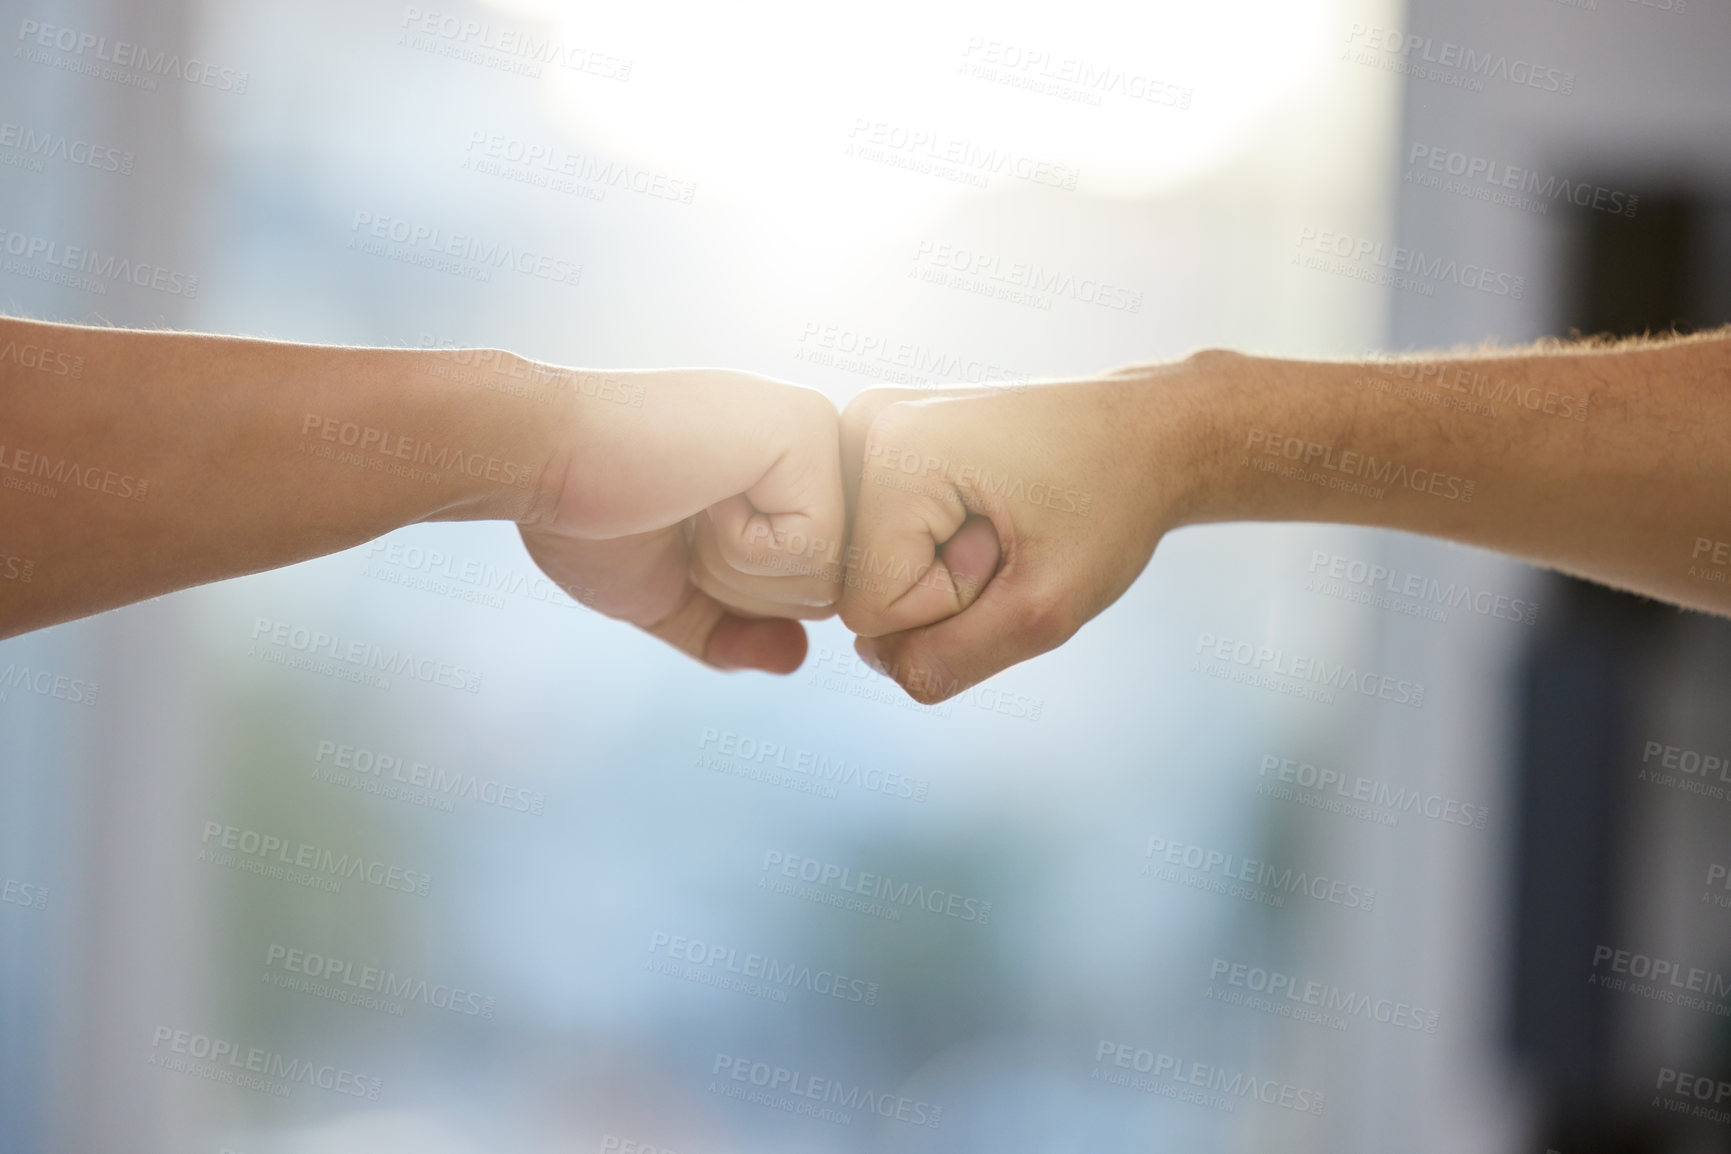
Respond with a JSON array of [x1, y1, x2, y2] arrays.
[[18, 0, 1725, 1150]]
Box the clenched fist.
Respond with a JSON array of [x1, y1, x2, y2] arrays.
[[836, 371, 1204, 702], [520, 369, 846, 674]]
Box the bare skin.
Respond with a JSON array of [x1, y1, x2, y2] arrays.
[[4, 316, 1728, 699], [837, 330, 1731, 701], [0, 317, 844, 671]]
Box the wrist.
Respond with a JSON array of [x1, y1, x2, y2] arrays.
[[406, 347, 571, 527], [1116, 348, 1253, 531]]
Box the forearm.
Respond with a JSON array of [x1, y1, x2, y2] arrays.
[[1166, 334, 1731, 613], [0, 318, 562, 638]]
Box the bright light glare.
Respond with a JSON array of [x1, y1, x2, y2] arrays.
[[499, 0, 1332, 244]]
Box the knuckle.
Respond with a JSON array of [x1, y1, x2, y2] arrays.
[[711, 527, 749, 564], [860, 404, 920, 472], [714, 367, 768, 396], [837, 584, 899, 637], [836, 597, 881, 638], [709, 537, 761, 581], [1019, 588, 1077, 650], [847, 389, 912, 440], [903, 681, 948, 706], [897, 651, 961, 704], [784, 382, 839, 427], [840, 386, 897, 429]]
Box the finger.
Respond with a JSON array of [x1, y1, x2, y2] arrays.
[[709, 614, 809, 673], [671, 384, 846, 612], [519, 525, 688, 622], [853, 572, 1070, 703], [688, 528, 838, 621], [647, 586, 809, 673], [552, 371, 842, 543], [840, 387, 930, 515], [519, 527, 809, 672], [838, 402, 988, 637], [743, 402, 847, 594], [691, 494, 841, 611], [839, 386, 993, 524], [846, 513, 1000, 614], [942, 515, 1003, 601]]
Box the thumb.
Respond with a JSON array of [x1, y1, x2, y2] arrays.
[[853, 569, 1070, 704], [941, 516, 1002, 603]]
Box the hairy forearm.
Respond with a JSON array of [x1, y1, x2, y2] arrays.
[[1168, 333, 1731, 613], [0, 318, 562, 639]]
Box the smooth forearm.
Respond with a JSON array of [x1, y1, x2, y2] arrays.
[[1165, 337, 1731, 613], [0, 318, 562, 638]]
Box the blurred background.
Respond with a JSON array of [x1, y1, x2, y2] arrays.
[[3, 0, 1731, 1151]]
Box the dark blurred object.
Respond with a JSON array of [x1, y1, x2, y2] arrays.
[[1566, 193, 1731, 340], [1511, 189, 1731, 1154]]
